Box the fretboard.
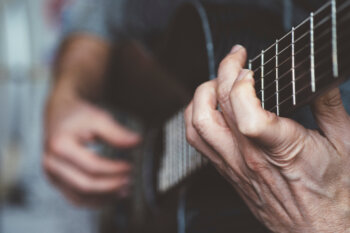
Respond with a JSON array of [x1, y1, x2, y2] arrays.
[[250, 0, 350, 117], [158, 0, 350, 193]]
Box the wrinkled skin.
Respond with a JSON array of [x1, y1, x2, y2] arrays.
[[185, 45, 350, 232]]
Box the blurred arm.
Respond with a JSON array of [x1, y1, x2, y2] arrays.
[[52, 34, 111, 101]]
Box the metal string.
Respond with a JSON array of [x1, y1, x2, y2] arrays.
[[267, 42, 350, 112]]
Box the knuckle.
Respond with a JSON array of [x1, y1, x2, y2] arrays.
[[322, 89, 343, 108], [245, 155, 266, 173], [185, 128, 196, 146], [237, 120, 262, 138], [194, 82, 210, 97], [192, 116, 210, 137]]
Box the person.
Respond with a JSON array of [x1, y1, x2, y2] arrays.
[[43, 0, 350, 232], [184, 45, 350, 232]]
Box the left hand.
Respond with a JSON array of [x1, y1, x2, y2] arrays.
[[184, 45, 350, 233]]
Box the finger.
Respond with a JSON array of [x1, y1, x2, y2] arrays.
[[217, 45, 247, 119], [191, 80, 246, 174], [229, 70, 307, 166], [48, 136, 132, 177], [93, 112, 141, 148], [312, 88, 350, 139], [45, 167, 124, 208], [184, 101, 223, 166], [44, 155, 130, 195]]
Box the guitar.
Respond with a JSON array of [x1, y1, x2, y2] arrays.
[[101, 0, 350, 232]]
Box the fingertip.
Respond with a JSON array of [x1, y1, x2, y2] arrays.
[[108, 126, 142, 148], [236, 69, 254, 82], [230, 44, 243, 54]]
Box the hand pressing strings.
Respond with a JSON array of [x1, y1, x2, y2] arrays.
[[185, 45, 350, 233]]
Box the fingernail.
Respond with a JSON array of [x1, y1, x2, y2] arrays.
[[230, 45, 243, 54], [236, 70, 251, 81]]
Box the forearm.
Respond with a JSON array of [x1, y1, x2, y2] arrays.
[[52, 34, 111, 101]]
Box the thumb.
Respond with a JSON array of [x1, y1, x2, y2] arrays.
[[312, 88, 350, 138], [93, 113, 141, 148], [229, 70, 307, 164]]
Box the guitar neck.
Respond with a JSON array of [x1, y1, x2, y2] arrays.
[[158, 0, 350, 193], [250, 0, 350, 117]]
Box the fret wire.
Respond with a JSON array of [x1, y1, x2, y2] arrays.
[[256, 28, 326, 82], [267, 46, 339, 112], [182, 112, 188, 178], [254, 0, 350, 98], [292, 27, 296, 105], [160, 0, 350, 192], [331, 0, 339, 77], [252, 1, 347, 74], [163, 121, 167, 190], [178, 120, 181, 184], [167, 119, 171, 189], [258, 41, 306, 82], [310, 12, 316, 92], [257, 28, 334, 92], [268, 63, 333, 113], [257, 10, 344, 94], [275, 40, 280, 116], [249, 0, 338, 65], [165, 120, 171, 190], [252, 2, 330, 62], [248, 59, 252, 70], [265, 30, 350, 104], [261, 39, 334, 103], [171, 118, 175, 186], [254, 15, 332, 74], [261, 50, 265, 109]]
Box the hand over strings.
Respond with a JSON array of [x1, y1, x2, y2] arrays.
[[185, 45, 350, 233]]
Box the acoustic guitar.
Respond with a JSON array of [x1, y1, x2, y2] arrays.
[[101, 0, 350, 232]]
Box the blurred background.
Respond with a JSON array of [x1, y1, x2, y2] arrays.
[[0, 0, 100, 232]]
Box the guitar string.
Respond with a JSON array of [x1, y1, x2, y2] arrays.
[[253, 1, 349, 81], [254, 14, 332, 75], [249, 3, 326, 62], [255, 9, 350, 89], [258, 16, 350, 107], [160, 53, 336, 189], [159, 0, 350, 190], [261, 38, 335, 103], [249, 0, 349, 63], [253, 10, 349, 105], [267, 43, 350, 112], [256, 25, 334, 91], [264, 49, 333, 105], [268, 65, 334, 112]]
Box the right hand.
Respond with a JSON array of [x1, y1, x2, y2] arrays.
[[43, 93, 141, 207]]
